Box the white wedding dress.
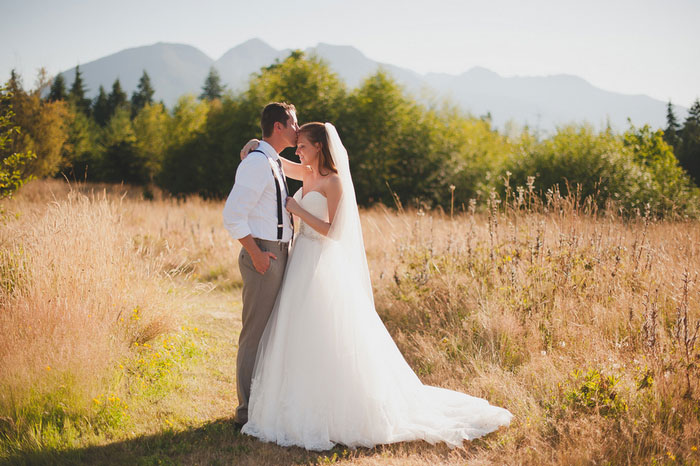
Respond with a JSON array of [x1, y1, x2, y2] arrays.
[[241, 125, 512, 451]]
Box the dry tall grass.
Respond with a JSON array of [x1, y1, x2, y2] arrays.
[[362, 190, 700, 464], [1, 179, 699, 464], [0, 181, 240, 422]]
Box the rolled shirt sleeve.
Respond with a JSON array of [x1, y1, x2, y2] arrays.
[[223, 154, 269, 240]]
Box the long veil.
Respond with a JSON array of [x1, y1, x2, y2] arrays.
[[321, 122, 374, 306]]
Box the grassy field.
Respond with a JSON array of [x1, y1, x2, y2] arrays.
[[1, 179, 699, 465]]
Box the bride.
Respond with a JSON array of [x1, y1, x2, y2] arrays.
[[240, 122, 512, 451]]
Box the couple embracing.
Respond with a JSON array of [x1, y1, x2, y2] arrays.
[[223, 102, 512, 451]]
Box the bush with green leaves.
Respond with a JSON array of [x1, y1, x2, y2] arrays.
[[623, 124, 700, 217], [0, 87, 35, 199], [504, 124, 700, 217], [5, 55, 700, 218]]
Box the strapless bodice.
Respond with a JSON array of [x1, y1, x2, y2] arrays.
[[293, 189, 328, 241]]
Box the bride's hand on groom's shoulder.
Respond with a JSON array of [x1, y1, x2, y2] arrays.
[[240, 139, 260, 160]]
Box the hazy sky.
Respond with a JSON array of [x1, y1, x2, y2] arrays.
[[3, 0, 699, 107]]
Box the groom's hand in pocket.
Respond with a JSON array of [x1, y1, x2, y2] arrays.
[[251, 249, 277, 274]]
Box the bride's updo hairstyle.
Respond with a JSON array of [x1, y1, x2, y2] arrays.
[[299, 122, 337, 176]]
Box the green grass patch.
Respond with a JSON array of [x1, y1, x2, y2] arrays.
[[0, 326, 205, 463]]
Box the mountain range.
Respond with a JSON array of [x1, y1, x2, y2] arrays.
[[57, 38, 685, 132]]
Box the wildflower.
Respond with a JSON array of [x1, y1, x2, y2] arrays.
[[119, 364, 124, 369], [45, 365, 51, 371], [93, 398, 101, 405], [691, 446, 697, 451]]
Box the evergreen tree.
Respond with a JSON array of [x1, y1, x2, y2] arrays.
[[6, 70, 22, 94], [69, 65, 91, 115], [92, 85, 110, 126], [199, 67, 224, 101], [664, 101, 681, 148], [99, 107, 145, 184], [47, 74, 68, 102], [676, 99, 700, 186], [131, 70, 155, 117], [107, 78, 128, 117], [687, 99, 700, 123], [63, 109, 99, 182]]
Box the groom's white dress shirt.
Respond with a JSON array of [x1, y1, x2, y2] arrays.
[[223, 140, 293, 242]]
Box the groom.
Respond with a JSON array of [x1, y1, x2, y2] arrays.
[[222, 102, 298, 429]]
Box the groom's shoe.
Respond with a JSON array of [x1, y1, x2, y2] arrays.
[[233, 421, 245, 431]]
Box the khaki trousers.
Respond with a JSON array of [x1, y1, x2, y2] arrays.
[[235, 238, 288, 424]]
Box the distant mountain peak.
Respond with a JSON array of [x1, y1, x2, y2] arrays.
[[221, 38, 277, 56], [55, 39, 684, 131], [464, 66, 500, 78], [307, 43, 370, 61], [215, 39, 290, 90], [238, 38, 270, 47]]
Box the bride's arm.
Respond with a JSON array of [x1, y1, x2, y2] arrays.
[[279, 157, 306, 181], [240, 139, 305, 181], [284, 176, 342, 237]]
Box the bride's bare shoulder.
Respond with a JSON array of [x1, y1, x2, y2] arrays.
[[320, 173, 342, 199], [326, 173, 342, 190]]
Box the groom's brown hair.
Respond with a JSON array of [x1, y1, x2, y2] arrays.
[[261, 102, 296, 138]]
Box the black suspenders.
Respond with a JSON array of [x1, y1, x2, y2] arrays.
[[249, 149, 284, 240]]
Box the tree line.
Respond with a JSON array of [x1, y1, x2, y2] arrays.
[[1, 51, 699, 216]]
